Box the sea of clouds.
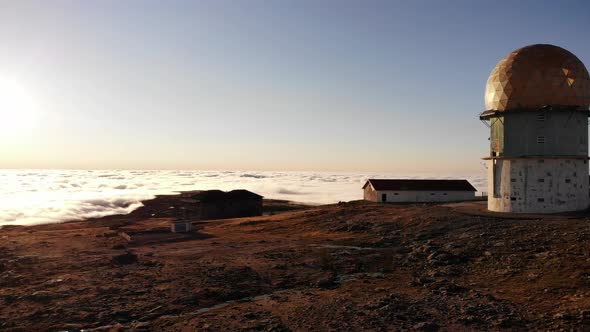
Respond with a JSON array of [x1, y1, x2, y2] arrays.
[[0, 169, 487, 226]]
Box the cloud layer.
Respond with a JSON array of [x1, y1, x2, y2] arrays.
[[0, 170, 486, 226]]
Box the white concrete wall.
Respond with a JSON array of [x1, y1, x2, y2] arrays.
[[363, 183, 377, 201], [488, 159, 589, 213], [364, 189, 475, 203]]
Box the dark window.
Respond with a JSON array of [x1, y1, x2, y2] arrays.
[[511, 197, 517, 201], [565, 179, 571, 183], [538, 178, 544, 183], [511, 178, 516, 182], [394, 193, 399, 195], [443, 193, 448, 196], [538, 198, 545, 202], [537, 136, 545, 144], [430, 193, 435, 195], [381, 194, 387, 202], [536, 113, 545, 121]]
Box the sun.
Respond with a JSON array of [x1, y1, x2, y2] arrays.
[[0, 77, 40, 137]]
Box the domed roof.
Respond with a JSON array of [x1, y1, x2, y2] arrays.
[[485, 44, 590, 112]]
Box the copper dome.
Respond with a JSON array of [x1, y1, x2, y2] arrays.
[[485, 44, 590, 112]]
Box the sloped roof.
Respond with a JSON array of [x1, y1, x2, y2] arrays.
[[363, 179, 476, 192], [191, 189, 263, 201]]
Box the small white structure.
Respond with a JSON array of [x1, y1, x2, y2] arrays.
[[170, 221, 193, 233], [363, 179, 476, 203]]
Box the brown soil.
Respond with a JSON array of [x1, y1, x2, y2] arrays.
[[1, 196, 590, 331]]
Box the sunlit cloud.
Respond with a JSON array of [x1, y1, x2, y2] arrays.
[[0, 170, 486, 226]]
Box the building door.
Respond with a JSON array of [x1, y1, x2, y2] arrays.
[[493, 159, 501, 198], [382, 193, 387, 202]]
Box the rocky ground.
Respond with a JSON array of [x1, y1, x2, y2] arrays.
[[1, 196, 590, 331]]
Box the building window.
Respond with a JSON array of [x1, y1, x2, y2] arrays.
[[511, 197, 517, 201], [538, 198, 545, 202], [394, 193, 399, 195], [538, 178, 544, 183], [381, 194, 387, 202], [511, 178, 516, 182], [565, 179, 571, 183], [443, 193, 448, 196], [537, 113, 545, 121], [430, 193, 435, 195], [537, 136, 545, 144]]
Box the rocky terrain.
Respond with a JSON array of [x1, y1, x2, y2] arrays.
[[1, 195, 590, 331]]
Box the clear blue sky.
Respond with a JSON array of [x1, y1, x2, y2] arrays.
[[0, 0, 589, 173]]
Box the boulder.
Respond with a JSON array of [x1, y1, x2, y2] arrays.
[[112, 252, 138, 265]]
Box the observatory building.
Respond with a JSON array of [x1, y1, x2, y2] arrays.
[[480, 44, 590, 213]]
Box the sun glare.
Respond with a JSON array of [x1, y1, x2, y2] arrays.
[[0, 77, 39, 137]]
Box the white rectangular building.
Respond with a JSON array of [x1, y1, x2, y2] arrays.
[[363, 179, 476, 203]]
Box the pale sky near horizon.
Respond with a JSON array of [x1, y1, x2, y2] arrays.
[[0, 0, 589, 173]]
